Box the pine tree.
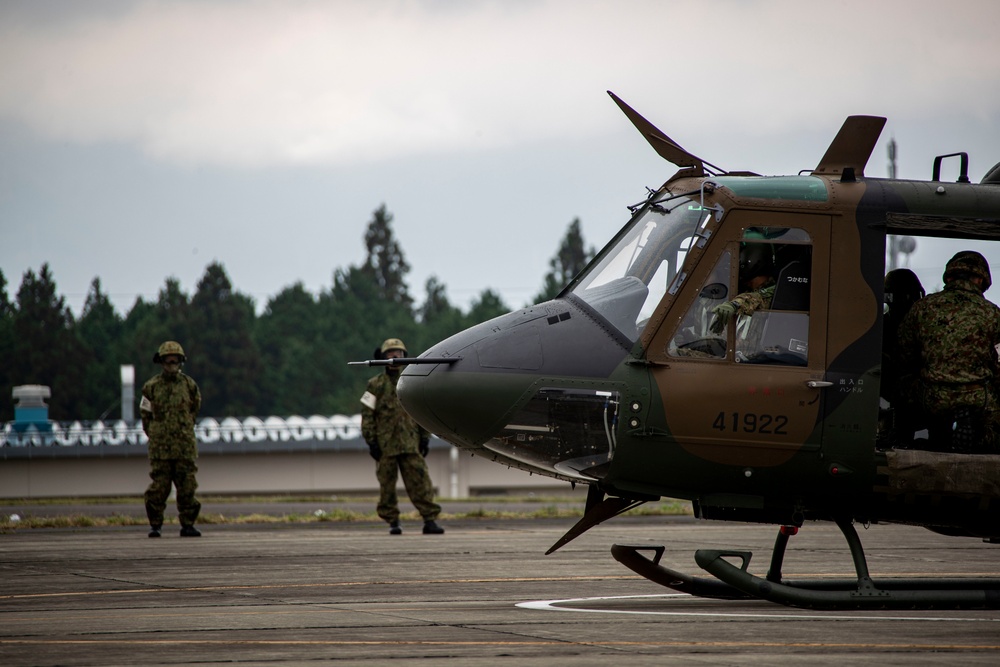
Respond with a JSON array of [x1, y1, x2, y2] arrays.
[[76, 278, 125, 419], [188, 262, 262, 417], [319, 263, 417, 414], [254, 283, 325, 414], [125, 278, 193, 401], [0, 270, 14, 420], [360, 204, 413, 309], [534, 218, 595, 304], [415, 276, 466, 351], [466, 288, 509, 326], [8, 264, 86, 420], [0, 269, 11, 317]]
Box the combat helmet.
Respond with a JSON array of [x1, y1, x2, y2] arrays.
[[943, 251, 992, 291], [153, 340, 187, 363], [884, 268, 925, 308], [739, 243, 774, 285], [380, 338, 407, 355]]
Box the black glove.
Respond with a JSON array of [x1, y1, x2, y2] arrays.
[[418, 436, 429, 457], [367, 441, 382, 461]]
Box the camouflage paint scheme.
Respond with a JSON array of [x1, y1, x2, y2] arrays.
[[398, 107, 1000, 543]]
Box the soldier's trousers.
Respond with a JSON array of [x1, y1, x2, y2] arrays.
[[375, 452, 441, 523], [917, 382, 999, 453], [145, 458, 201, 528]]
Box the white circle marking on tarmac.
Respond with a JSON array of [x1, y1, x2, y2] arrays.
[[517, 594, 1000, 622]]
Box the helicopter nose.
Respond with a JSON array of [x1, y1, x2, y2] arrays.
[[398, 301, 632, 482], [397, 326, 532, 450]]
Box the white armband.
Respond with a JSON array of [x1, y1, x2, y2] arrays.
[[360, 391, 377, 410]]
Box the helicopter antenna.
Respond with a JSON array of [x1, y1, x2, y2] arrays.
[[608, 92, 725, 176]]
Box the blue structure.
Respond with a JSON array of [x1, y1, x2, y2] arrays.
[[12, 385, 52, 438]]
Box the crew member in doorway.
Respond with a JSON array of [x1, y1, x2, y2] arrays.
[[898, 251, 1000, 453], [881, 268, 925, 444]]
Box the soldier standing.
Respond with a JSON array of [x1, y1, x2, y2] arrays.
[[361, 338, 444, 535], [140, 341, 203, 537], [898, 251, 1000, 452]]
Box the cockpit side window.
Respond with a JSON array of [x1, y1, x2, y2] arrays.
[[668, 251, 732, 359], [668, 227, 813, 365]]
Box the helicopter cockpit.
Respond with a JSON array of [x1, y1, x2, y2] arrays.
[[567, 193, 711, 342], [668, 227, 813, 365], [566, 190, 815, 367]]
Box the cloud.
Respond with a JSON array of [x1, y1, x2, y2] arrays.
[[0, 0, 998, 168]]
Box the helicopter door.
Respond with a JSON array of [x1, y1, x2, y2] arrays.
[[650, 213, 831, 468]]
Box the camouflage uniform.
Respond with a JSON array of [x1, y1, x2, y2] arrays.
[[898, 278, 1000, 452], [361, 371, 441, 524], [708, 282, 775, 354], [141, 369, 202, 528], [709, 283, 775, 334], [730, 283, 776, 317]]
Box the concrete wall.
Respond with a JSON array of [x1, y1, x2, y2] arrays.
[[0, 447, 572, 499], [1, 416, 577, 499]]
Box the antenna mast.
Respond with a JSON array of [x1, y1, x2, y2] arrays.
[[888, 138, 899, 271]]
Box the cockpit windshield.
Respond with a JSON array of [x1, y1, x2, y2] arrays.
[[568, 195, 712, 341]]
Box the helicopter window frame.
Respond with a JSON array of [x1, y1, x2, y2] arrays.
[[734, 231, 813, 366], [566, 196, 713, 343], [666, 227, 814, 365], [666, 249, 733, 360]]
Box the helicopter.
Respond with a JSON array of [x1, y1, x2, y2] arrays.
[[366, 92, 1000, 609]]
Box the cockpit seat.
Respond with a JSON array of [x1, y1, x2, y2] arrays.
[[770, 260, 810, 311], [746, 260, 811, 365]]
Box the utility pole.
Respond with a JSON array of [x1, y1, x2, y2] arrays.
[[885, 137, 916, 272], [888, 137, 899, 271]]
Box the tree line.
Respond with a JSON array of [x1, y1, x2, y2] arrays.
[[0, 205, 594, 421]]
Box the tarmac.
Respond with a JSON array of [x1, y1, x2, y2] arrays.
[[2, 499, 1000, 666]]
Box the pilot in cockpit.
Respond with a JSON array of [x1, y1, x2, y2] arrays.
[[709, 243, 776, 338]]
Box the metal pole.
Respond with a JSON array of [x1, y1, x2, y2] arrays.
[[887, 138, 899, 271], [121, 365, 135, 423]]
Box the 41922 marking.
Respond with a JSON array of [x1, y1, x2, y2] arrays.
[[713, 412, 788, 435]]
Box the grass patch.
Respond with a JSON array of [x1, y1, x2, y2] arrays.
[[0, 495, 375, 507], [0, 496, 691, 532], [0, 494, 580, 507], [627, 500, 693, 516]]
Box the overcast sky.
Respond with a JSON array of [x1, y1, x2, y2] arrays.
[[2, 0, 999, 319]]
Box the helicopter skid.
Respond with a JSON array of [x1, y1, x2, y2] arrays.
[[614, 518, 1000, 609], [611, 543, 751, 599]]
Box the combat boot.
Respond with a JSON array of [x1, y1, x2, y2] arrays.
[[389, 520, 402, 535], [180, 525, 201, 537], [148, 525, 162, 538], [422, 520, 444, 535]]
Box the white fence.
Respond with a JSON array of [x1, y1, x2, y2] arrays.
[[1, 415, 363, 449], [0, 415, 568, 498]]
